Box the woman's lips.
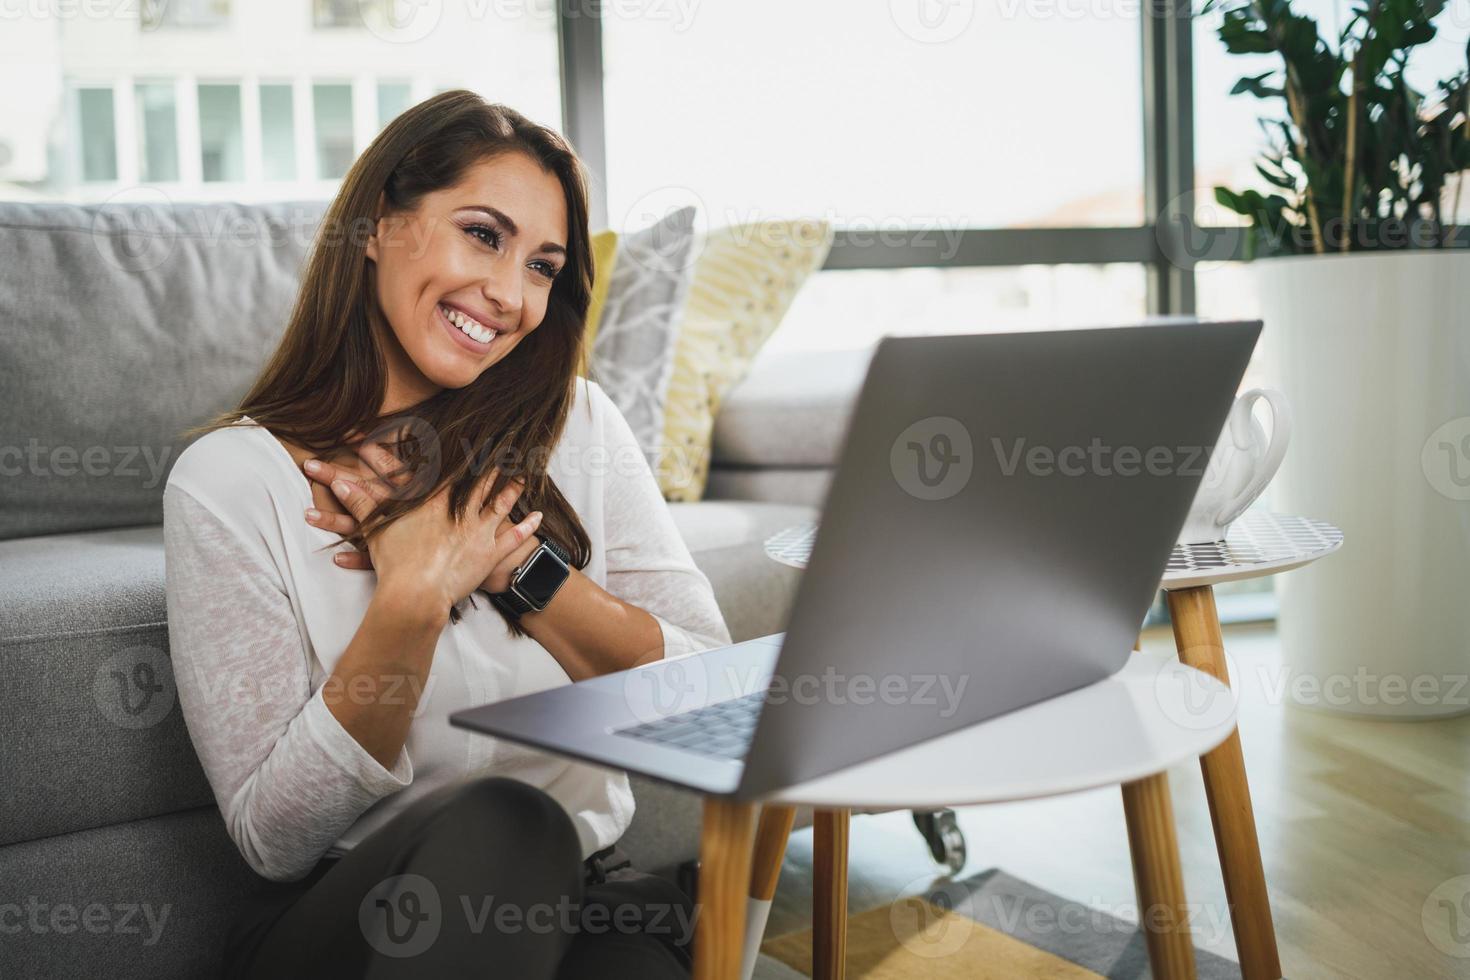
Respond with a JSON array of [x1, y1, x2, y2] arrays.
[[436, 303, 495, 354]]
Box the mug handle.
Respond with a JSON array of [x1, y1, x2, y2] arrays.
[[1218, 387, 1292, 526]]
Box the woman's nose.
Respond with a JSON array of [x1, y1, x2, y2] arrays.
[[481, 261, 522, 323]]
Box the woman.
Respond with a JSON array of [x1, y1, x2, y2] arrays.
[[161, 89, 731, 979]]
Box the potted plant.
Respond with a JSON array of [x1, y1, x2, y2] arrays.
[[1206, 0, 1470, 717]]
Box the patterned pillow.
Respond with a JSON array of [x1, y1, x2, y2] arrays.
[[586, 207, 698, 464], [577, 229, 619, 377], [657, 219, 834, 501]]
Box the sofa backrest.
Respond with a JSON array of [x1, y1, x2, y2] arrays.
[[0, 199, 329, 540]]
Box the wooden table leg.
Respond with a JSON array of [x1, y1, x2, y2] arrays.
[[813, 808, 850, 980], [1166, 585, 1283, 980], [1122, 772, 1197, 980], [741, 805, 797, 980], [696, 798, 757, 980]]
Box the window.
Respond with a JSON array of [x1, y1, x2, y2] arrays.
[[260, 83, 297, 181], [198, 83, 244, 181], [377, 82, 413, 129], [136, 81, 180, 182], [313, 0, 390, 29], [312, 83, 355, 180], [141, 0, 230, 30], [78, 88, 117, 182], [764, 265, 1149, 357], [10, 0, 560, 202], [603, 1, 1144, 233]]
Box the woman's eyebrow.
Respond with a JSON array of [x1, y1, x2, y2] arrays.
[[461, 205, 567, 257]]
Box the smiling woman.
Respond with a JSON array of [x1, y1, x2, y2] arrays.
[[197, 93, 598, 630], [367, 152, 571, 402], [160, 90, 729, 979]]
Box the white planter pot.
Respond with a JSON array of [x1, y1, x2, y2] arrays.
[[1255, 251, 1470, 718]]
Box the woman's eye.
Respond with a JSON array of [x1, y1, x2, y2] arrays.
[[465, 224, 501, 248], [531, 261, 560, 280]]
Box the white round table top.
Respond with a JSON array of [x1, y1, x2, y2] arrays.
[[756, 650, 1237, 810], [764, 510, 1343, 590]]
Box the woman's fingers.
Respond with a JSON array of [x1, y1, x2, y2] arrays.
[[328, 477, 378, 523], [471, 464, 504, 512], [507, 530, 541, 564], [356, 435, 416, 493], [497, 509, 544, 553], [475, 466, 528, 520], [304, 505, 357, 536], [303, 456, 389, 503], [331, 548, 374, 570]]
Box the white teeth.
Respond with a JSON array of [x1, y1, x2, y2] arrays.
[[440, 304, 496, 344]]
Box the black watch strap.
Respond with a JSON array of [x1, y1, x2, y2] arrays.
[[490, 537, 571, 619]]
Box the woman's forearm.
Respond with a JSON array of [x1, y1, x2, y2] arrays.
[[519, 567, 665, 682], [322, 584, 448, 770]]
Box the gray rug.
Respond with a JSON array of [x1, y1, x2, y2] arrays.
[[756, 867, 1242, 979], [894, 868, 1241, 979]]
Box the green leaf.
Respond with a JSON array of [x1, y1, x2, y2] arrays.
[[1257, 161, 1299, 188], [1231, 72, 1286, 98]]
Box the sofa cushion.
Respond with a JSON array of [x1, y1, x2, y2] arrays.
[[0, 199, 328, 541], [0, 499, 815, 848], [0, 807, 262, 979], [711, 347, 872, 468], [705, 465, 835, 510], [665, 500, 813, 642], [0, 526, 213, 848]]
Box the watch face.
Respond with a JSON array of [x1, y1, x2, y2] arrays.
[[514, 548, 569, 608]]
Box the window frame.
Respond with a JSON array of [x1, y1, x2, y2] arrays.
[[557, 0, 1241, 316]]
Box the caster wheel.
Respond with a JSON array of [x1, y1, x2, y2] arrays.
[[912, 809, 967, 875]]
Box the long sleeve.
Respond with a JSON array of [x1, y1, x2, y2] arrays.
[[592, 382, 734, 660], [162, 483, 413, 882]]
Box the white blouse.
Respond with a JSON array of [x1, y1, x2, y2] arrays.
[[162, 377, 732, 883]]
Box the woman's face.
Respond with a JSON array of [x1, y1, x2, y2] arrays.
[[365, 151, 569, 411]]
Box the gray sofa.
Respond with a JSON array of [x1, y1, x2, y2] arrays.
[[0, 200, 866, 978]]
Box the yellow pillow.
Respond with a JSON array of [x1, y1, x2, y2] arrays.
[[657, 219, 834, 501], [578, 229, 619, 377]]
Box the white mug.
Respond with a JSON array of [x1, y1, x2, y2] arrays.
[[1178, 388, 1292, 545]]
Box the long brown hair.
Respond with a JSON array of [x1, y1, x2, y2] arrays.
[[187, 90, 595, 635]]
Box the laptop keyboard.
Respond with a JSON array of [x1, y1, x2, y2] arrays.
[[613, 690, 766, 760]]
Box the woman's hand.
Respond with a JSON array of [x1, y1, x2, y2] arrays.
[[300, 436, 543, 595]]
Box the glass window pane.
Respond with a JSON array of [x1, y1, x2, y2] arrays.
[[78, 87, 117, 182], [312, 83, 354, 180], [141, 0, 230, 30], [604, 4, 1144, 232], [135, 81, 179, 182], [377, 81, 412, 129], [312, 0, 367, 28], [198, 83, 244, 181], [260, 83, 297, 181], [763, 264, 1148, 357]]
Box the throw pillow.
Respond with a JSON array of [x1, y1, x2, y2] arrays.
[[576, 229, 619, 377], [586, 206, 699, 466], [657, 219, 834, 502]]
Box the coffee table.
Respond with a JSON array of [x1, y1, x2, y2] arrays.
[[698, 648, 1238, 980], [758, 509, 1343, 979]]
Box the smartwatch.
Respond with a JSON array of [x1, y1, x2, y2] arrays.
[[488, 536, 572, 619]]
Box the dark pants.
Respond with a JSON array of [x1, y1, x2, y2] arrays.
[[222, 776, 695, 979]]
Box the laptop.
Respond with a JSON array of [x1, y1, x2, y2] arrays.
[[451, 320, 1263, 799]]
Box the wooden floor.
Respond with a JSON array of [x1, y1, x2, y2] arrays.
[[762, 622, 1470, 979]]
